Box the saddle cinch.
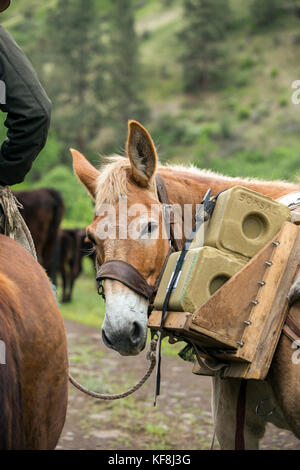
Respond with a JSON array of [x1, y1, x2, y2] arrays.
[[148, 186, 300, 380]]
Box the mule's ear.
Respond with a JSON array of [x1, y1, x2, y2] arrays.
[[126, 121, 158, 187], [70, 149, 99, 199]]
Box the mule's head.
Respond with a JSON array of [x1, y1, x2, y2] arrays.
[[71, 121, 170, 356]]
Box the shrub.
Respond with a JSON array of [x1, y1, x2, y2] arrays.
[[251, 0, 282, 28], [234, 71, 249, 88], [279, 96, 288, 107], [240, 56, 256, 70], [181, 124, 202, 145], [193, 146, 300, 182], [237, 107, 251, 120], [270, 67, 279, 78], [194, 131, 217, 161], [151, 115, 186, 147], [219, 119, 232, 139], [225, 97, 237, 111]]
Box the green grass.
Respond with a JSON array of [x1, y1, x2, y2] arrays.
[[59, 275, 105, 329], [145, 422, 169, 437]]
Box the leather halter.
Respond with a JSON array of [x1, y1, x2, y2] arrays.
[[96, 175, 180, 303], [96, 259, 157, 301]]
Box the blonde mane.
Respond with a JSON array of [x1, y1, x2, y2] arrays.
[[95, 156, 131, 210], [95, 156, 299, 211]]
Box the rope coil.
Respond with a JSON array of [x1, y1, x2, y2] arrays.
[[0, 186, 37, 260], [69, 337, 158, 400]]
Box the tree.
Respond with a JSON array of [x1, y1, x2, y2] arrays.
[[108, 0, 147, 134], [45, 0, 107, 156], [251, 0, 282, 27], [179, 0, 232, 92]]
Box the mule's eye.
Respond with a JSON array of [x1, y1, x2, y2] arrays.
[[140, 220, 158, 239], [147, 222, 154, 233], [145, 222, 158, 235]]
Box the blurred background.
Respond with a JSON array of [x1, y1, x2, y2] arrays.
[[3, 0, 300, 227], [3, 1, 300, 449]]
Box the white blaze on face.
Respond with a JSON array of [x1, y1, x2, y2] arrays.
[[102, 280, 149, 356]]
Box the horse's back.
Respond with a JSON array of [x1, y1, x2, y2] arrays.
[[0, 235, 68, 449]]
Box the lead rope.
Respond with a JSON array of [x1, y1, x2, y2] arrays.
[[69, 335, 158, 400], [210, 370, 222, 450], [0, 186, 37, 260]]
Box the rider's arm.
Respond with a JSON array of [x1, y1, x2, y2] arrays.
[[0, 25, 51, 186]]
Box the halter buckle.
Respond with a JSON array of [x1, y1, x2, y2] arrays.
[[97, 281, 106, 300]]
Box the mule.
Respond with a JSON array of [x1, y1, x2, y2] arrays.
[[0, 235, 68, 449], [15, 188, 65, 283], [71, 120, 300, 449]]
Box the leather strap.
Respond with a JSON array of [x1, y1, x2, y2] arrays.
[[155, 174, 170, 206], [283, 315, 300, 342], [155, 174, 183, 252], [96, 260, 155, 301], [235, 380, 247, 450]]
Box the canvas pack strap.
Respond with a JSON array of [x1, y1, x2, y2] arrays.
[[154, 189, 225, 405]]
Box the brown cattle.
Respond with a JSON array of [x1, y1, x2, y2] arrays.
[[58, 228, 95, 303], [14, 188, 65, 283]]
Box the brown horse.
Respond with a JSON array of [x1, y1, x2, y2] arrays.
[[14, 188, 65, 283], [0, 235, 68, 449], [71, 121, 300, 449]]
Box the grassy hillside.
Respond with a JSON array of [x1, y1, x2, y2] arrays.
[[2, 0, 300, 222], [135, 1, 300, 181]]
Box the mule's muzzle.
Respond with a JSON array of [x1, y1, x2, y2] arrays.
[[102, 320, 146, 356]]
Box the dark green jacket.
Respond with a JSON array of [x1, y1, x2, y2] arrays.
[[0, 26, 51, 186]]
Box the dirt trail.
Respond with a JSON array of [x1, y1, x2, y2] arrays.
[[57, 320, 300, 450]]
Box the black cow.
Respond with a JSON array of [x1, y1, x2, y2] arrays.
[[58, 228, 96, 303], [14, 188, 65, 283]]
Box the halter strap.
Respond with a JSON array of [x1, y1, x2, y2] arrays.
[[96, 259, 155, 301], [155, 174, 183, 252]]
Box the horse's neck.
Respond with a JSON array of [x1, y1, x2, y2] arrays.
[[158, 168, 300, 209]]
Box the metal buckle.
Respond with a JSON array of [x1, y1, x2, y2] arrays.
[[256, 399, 276, 418], [162, 203, 172, 221], [97, 281, 106, 300]]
